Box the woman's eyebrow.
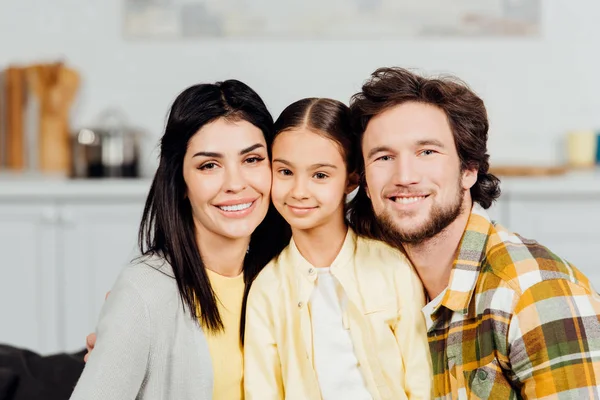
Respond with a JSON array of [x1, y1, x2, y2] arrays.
[[192, 143, 265, 158]]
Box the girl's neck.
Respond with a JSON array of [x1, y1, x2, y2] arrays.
[[291, 210, 348, 268], [195, 224, 249, 277]]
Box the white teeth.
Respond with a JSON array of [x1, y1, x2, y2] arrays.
[[393, 196, 425, 204], [218, 202, 253, 212]]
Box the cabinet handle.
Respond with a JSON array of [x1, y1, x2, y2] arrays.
[[41, 207, 59, 224], [60, 210, 75, 226]]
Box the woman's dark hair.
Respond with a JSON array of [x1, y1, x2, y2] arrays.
[[348, 67, 501, 240], [139, 79, 290, 340], [273, 98, 357, 174]]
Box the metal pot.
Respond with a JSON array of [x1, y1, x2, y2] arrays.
[[72, 110, 143, 178]]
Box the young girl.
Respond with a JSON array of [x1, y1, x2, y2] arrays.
[[244, 98, 432, 399]]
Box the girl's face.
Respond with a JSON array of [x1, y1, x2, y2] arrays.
[[271, 128, 353, 233], [182, 118, 271, 242]]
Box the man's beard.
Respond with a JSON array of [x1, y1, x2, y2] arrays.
[[376, 186, 465, 245]]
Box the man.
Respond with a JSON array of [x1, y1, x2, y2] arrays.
[[348, 67, 600, 399]]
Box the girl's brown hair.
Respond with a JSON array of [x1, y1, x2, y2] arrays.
[[273, 98, 357, 174]]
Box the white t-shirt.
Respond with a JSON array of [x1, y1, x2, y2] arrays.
[[309, 268, 372, 400], [422, 288, 448, 331]]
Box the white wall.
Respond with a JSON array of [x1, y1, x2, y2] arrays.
[[2, 0, 600, 176]]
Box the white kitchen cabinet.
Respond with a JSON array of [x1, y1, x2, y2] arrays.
[[61, 202, 142, 352], [0, 177, 148, 355], [503, 197, 600, 288], [0, 171, 599, 355], [0, 203, 60, 354]]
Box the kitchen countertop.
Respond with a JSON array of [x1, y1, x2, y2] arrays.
[[0, 168, 599, 200], [496, 167, 600, 197], [0, 172, 151, 199]]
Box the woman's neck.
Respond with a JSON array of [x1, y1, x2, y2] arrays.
[[195, 226, 249, 277], [291, 211, 348, 268]]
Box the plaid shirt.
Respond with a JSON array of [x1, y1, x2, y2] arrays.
[[426, 203, 600, 399]]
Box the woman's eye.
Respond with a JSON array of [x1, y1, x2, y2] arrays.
[[278, 169, 292, 176], [313, 172, 328, 180], [245, 156, 265, 164], [198, 162, 217, 170]]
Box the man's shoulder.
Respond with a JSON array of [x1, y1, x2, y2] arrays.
[[481, 222, 594, 295]]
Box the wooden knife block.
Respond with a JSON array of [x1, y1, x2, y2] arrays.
[[26, 64, 79, 174]]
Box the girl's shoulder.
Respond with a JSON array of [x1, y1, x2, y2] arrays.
[[353, 234, 411, 267], [251, 250, 290, 289]]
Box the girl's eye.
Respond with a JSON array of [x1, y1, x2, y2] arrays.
[[278, 169, 293, 176], [313, 172, 328, 180], [245, 156, 265, 164], [376, 155, 393, 162], [198, 162, 217, 171]]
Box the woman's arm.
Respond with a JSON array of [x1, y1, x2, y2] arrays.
[[394, 266, 433, 400], [243, 273, 284, 400], [70, 272, 150, 400]]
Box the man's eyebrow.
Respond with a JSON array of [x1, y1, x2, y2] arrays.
[[367, 146, 394, 159], [416, 139, 445, 148]]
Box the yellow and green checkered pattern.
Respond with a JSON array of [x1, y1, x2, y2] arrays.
[[426, 204, 600, 399]]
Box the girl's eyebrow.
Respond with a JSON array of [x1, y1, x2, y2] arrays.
[[272, 159, 337, 170], [272, 158, 292, 166], [310, 163, 337, 169]]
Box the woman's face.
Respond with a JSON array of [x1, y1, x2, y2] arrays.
[[182, 118, 271, 242]]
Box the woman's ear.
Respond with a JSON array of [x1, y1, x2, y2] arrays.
[[345, 172, 360, 194]]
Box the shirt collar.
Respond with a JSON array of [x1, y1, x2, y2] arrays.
[[437, 203, 494, 315], [288, 227, 356, 281]]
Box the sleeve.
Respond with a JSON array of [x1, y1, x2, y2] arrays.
[[394, 265, 433, 400], [243, 275, 284, 400], [508, 278, 600, 398], [70, 271, 151, 400]]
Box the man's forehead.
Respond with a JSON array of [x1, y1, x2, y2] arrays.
[[363, 103, 453, 146]]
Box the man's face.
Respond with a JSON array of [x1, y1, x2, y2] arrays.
[[361, 102, 477, 244]]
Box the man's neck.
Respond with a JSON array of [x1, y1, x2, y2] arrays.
[[404, 201, 473, 301], [292, 210, 348, 268]]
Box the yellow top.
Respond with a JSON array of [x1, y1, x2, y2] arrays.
[[244, 228, 433, 400], [204, 268, 245, 400]]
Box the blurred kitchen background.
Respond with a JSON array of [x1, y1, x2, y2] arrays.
[[1, 0, 599, 356]]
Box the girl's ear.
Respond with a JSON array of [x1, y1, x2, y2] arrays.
[[345, 172, 360, 194]]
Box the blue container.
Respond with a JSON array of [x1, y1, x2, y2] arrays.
[[597, 133, 600, 164]]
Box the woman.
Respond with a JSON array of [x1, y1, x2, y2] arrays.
[[70, 80, 290, 400]]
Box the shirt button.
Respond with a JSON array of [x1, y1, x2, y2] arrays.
[[298, 302, 303, 308], [477, 369, 488, 381], [308, 268, 315, 275]]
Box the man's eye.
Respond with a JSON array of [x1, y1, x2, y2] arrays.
[[376, 155, 393, 162]]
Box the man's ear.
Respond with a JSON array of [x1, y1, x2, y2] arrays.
[[346, 172, 360, 194], [462, 166, 478, 190]]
